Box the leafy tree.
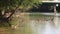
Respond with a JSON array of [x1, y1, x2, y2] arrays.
[[0, 0, 41, 17], [0, 0, 41, 26]]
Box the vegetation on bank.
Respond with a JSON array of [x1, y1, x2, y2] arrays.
[[0, 0, 42, 27]]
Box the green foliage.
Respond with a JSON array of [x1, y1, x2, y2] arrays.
[[0, 0, 18, 7], [0, 0, 42, 9], [20, 0, 42, 8], [0, 0, 42, 27]]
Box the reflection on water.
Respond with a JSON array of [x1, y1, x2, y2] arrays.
[[45, 21, 54, 34], [28, 16, 60, 34], [29, 20, 57, 34], [0, 15, 60, 34]]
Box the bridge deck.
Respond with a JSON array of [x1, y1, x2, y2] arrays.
[[40, 1, 60, 3]]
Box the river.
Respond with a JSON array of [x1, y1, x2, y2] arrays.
[[0, 13, 60, 34]]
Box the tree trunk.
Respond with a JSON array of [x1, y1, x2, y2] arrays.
[[7, 6, 19, 19], [0, 10, 2, 16], [54, 6, 58, 26], [54, 6, 57, 16]]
